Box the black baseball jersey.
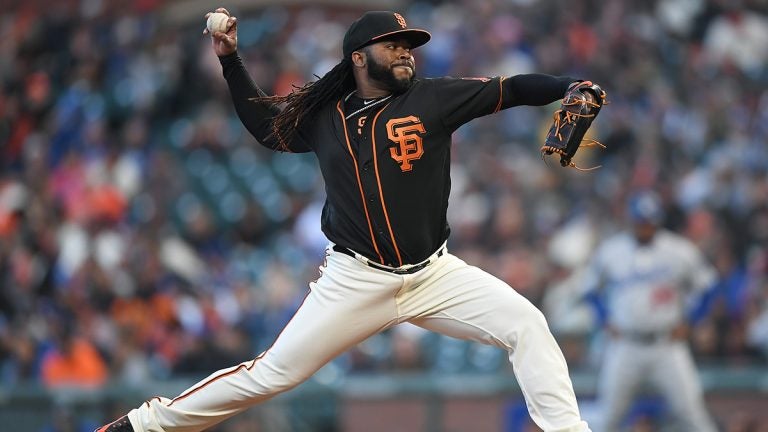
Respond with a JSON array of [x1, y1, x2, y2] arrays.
[[220, 53, 573, 266]]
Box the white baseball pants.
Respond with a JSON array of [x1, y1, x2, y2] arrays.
[[126, 246, 590, 432], [596, 338, 716, 432]]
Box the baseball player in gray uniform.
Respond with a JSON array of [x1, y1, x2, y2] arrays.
[[583, 191, 718, 432], [96, 9, 595, 432]]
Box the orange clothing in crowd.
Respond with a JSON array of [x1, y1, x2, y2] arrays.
[[40, 337, 108, 388]]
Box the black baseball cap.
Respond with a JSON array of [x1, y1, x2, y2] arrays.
[[342, 11, 431, 58]]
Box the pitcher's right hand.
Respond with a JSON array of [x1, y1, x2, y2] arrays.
[[204, 8, 237, 57]]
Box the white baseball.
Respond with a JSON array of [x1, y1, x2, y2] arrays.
[[206, 12, 230, 33]]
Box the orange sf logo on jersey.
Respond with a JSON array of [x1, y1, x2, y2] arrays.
[[387, 116, 425, 172]]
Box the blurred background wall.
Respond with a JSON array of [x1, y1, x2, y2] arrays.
[[0, 0, 767, 431]]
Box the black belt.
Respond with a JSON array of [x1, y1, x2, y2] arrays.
[[332, 245, 444, 275], [619, 330, 669, 344]]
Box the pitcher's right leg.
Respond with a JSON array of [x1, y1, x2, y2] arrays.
[[124, 251, 402, 432]]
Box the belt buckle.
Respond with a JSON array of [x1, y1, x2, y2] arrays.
[[393, 262, 426, 275], [392, 248, 444, 274]]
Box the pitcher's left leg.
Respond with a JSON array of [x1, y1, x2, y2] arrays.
[[403, 254, 590, 432]]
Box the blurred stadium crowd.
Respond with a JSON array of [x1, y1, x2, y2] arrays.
[[0, 0, 767, 405]]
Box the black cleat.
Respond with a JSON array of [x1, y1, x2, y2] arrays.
[[95, 415, 133, 432]]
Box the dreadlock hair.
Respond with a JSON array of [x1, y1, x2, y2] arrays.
[[253, 58, 355, 151]]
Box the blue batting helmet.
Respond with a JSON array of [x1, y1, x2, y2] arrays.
[[627, 191, 664, 225]]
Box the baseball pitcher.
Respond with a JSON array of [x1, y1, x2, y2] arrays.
[[583, 191, 718, 432], [97, 9, 602, 432]]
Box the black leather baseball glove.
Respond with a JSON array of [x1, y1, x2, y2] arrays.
[[541, 81, 607, 170]]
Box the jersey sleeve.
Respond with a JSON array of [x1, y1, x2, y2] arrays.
[[431, 76, 507, 132], [219, 53, 311, 153], [503, 74, 575, 107], [431, 74, 575, 132]]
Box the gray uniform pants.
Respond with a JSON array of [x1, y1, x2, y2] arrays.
[[596, 337, 716, 432]]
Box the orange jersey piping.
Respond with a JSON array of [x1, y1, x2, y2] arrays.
[[494, 77, 506, 113], [334, 101, 385, 264], [370, 103, 404, 267], [168, 289, 313, 406]]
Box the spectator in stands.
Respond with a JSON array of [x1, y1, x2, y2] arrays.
[[40, 321, 107, 389]]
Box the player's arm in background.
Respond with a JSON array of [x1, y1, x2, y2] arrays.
[[208, 8, 311, 153], [680, 238, 719, 326], [579, 241, 610, 330]]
